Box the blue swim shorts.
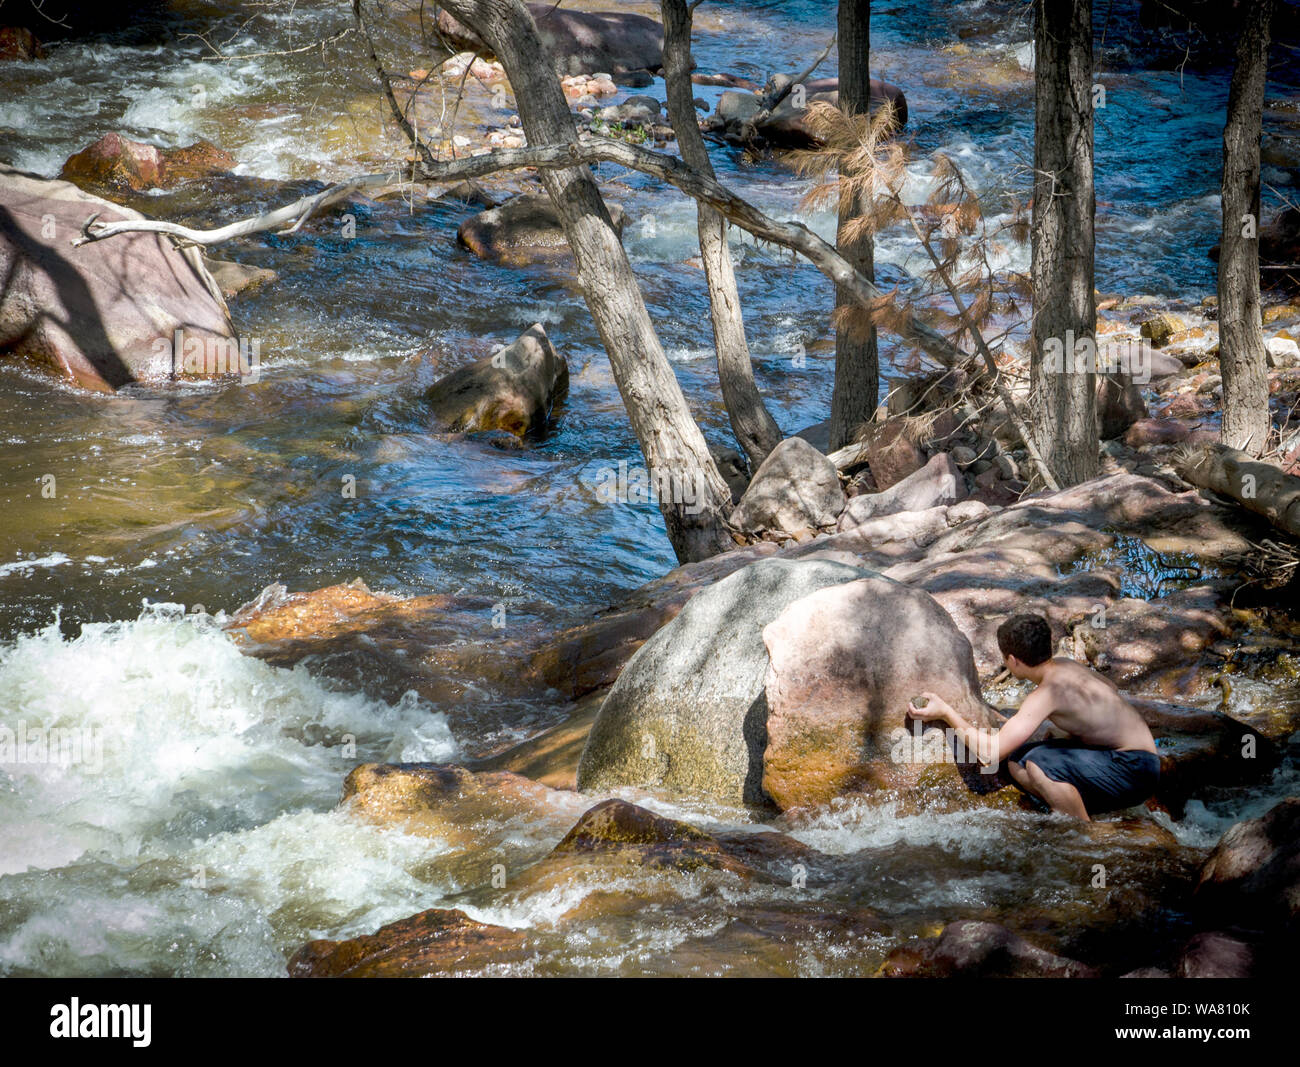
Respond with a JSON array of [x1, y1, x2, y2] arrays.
[[1007, 739, 1161, 815]]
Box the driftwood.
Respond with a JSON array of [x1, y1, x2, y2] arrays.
[[1176, 442, 1300, 538]]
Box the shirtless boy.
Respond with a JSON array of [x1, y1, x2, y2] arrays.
[[907, 613, 1160, 820]]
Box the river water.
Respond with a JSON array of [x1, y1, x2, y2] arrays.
[[0, 0, 1297, 976]]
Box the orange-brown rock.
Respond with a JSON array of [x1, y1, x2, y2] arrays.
[[60, 133, 234, 194], [288, 908, 530, 977]]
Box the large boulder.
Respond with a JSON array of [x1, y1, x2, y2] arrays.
[[728, 436, 845, 539], [457, 192, 626, 266], [60, 133, 235, 195], [436, 5, 664, 77], [423, 323, 568, 437], [576, 557, 870, 807], [837, 452, 965, 531], [0, 165, 238, 391], [761, 573, 1005, 812]]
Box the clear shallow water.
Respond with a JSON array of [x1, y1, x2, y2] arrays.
[[0, 0, 1297, 976]]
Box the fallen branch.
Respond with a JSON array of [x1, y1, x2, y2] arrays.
[[72, 172, 409, 247], [1175, 442, 1300, 538]]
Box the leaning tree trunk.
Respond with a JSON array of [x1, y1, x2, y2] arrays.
[[1219, 0, 1274, 457], [661, 0, 781, 470], [828, 0, 880, 453], [436, 0, 734, 562], [1030, 0, 1098, 486]]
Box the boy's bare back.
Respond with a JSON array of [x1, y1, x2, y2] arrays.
[[1033, 657, 1157, 753]]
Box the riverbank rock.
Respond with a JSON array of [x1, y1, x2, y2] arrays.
[[863, 419, 927, 489], [288, 908, 531, 977], [60, 133, 234, 195], [761, 574, 1006, 812], [881, 920, 1098, 978], [728, 436, 845, 539], [1194, 797, 1300, 939], [457, 192, 626, 266], [436, 5, 664, 77], [424, 323, 568, 437], [837, 452, 964, 530], [576, 557, 870, 807], [0, 165, 237, 391]]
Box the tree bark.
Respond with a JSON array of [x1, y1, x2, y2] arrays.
[[434, 0, 734, 562], [1219, 0, 1273, 457], [661, 0, 782, 470], [1030, 0, 1098, 486], [829, 0, 880, 452]]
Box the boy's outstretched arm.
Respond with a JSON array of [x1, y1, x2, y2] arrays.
[[907, 690, 1053, 768]]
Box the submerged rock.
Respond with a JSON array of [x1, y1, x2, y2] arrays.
[[202, 256, 278, 300], [424, 323, 568, 438], [340, 762, 567, 850], [881, 920, 1098, 978], [457, 192, 626, 266], [508, 798, 829, 894], [728, 436, 845, 539], [576, 557, 870, 807], [0, 165, 237, 391]]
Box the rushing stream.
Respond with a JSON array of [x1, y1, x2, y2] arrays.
[[0, 0, 1298, 976]]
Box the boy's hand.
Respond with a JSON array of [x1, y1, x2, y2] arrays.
[[908, 692, 953, 722]]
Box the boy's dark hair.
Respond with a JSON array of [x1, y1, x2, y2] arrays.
[[996, 614, 1053, 667]]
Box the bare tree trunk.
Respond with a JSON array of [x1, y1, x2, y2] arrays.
[[661, 0, 782, 470], [1219, 0, 1273, 457], [1030, 0, 1098, 486], [436, 0, 734, 562], [829, 0, 880, 452]]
